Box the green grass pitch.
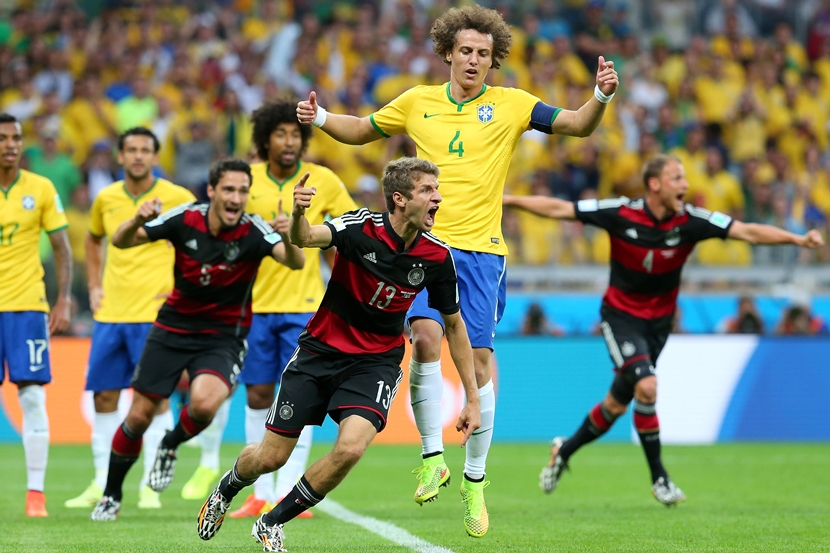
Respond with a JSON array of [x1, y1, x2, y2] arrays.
[[0, 442, 828, 552]]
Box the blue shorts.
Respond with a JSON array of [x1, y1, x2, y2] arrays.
[[86, 322, 153, 392], [0, 311, 52, 385], [239, 312, 313, 386], [407, 249, 507, 350]]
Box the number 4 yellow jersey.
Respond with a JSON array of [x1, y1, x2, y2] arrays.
[[370, 83, 542, 255], [0, 170, 69, 313]]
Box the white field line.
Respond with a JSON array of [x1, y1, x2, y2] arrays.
[[316, 498, 458, 553]]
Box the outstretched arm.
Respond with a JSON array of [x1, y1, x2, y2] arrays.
[[503, 195, 577, 220], [297, 91, 383, 145], [549, 56, 619, 138], [289, 172, 334, 249], [440, 311, 481, 447], [112, 198, 160, 248], [727, 221, 825, 247]]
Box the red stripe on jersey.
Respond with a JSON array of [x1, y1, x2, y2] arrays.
[[328, 257, 417, 313], [306, 305, 405, 355], [181, 209, 255, 242], [610, 237, 694, 275], [183, 209, 208, 232], [217, 220, 254, 242], [153, 321, 220, 335], [618, 206, 690, 230], [175, 251, 260, 287], [166, 289, 253, 327], [411, 237, 453, 263], [362, 219, 399, 251], [604, 285, 678, 319]]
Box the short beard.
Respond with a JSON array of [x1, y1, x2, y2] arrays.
[[125, 168, 150, 181]]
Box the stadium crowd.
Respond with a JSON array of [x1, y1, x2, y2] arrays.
[[3, 0, 830, 316]]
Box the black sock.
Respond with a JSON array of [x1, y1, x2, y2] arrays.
[[161, 406, 210, 450], [464, 473, 485, 483], [422, 450, 443, 459], [263, 476, 324, 526], [633, 401, 667, 483], [559, 402, 619, 463], [104, 423, 143, 502], [218, 461, 258, 500]]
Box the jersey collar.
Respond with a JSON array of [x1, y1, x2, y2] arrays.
[[383, 211, 421, 251], [445, 82, 488, 112], [123, 178, 159, 204], [0, 170, 21, 199], [266, 161, 302, 191]]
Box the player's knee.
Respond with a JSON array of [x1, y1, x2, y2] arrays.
[[634, 378, 657, 404], [603, 397, 628, 417], [93, 390, 120, 413], [331, 442, 366, 468], [186, 399, 217, 423], [410, 319, 443, 360], [124, 410, 153, 434], [246, 384, 276, 410]]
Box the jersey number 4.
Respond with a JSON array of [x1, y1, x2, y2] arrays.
[[448, 131, 464, 158], [642, 250, 654, 273]]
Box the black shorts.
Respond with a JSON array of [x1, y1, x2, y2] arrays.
[[265, 346, 404, 437], [131, 325, 247, 399], [598, 305, 672, 404]]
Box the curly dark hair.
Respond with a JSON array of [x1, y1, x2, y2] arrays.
[[251, 98, 312, 162], [431, 5, 512, 70]]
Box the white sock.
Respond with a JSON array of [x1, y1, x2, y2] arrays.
[[91, 411, 121, 489], [140, 408, 173, 488], [246, 405, 274, 503], [464, 380, 495, 480], [199, 399, 230, 471], [409, 360, 444, 456], [275, 425, 313, 499], [18, 386, 49, 492]]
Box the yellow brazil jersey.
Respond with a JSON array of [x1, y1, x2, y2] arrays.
[[0, 170, 69, 313], [370, 83, 542, 255], [89, 179, 195, 323], [247, 161, 356, 313]]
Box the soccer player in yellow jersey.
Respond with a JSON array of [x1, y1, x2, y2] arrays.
[[181, 100, 357, 515], [0, 113, 73, 517], [64, 128, 196, 511], [297, 5, 618, 536]]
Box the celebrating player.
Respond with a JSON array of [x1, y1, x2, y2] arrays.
[[181, 100, 357, 519], [0, 113, 72, 517], [297, 5, 618, 536], [197, 157, 481, 552], [90, 159, 304, 521], [503, 153, 824, 504], [65, 127, 196, 510]]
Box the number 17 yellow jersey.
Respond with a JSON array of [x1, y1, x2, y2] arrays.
[[369, 83, 542, 255]]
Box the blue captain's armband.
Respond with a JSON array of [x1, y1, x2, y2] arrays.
[[530, 102, 562, 134]]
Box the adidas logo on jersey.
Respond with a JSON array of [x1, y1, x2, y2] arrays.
[[363, 252, 377, 263], [625, 228, 638, 239], [185, 239, 198, 250]]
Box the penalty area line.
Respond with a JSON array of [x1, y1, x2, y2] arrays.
[[317, 498, 457, 553]]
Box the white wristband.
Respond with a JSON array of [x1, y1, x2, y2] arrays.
[[312, 106, 327, 128], [594, 85, 615, 104]]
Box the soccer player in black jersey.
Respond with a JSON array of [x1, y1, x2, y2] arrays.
[[197, 157, 482, 551], [504, 153, 824, 506], [90, 159, 304, 521]]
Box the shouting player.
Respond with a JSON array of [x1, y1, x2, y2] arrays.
[[504, 153, 824, 505], [197, 157, 480, 552], [90, 159, 303, 521], [297, 5, 618, 535], [0, 113, 72, 517]]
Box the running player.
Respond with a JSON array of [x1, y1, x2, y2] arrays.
[[90, 158, 304, 521], [65, 128, 196, 510], [0, 113, 72, 517], [181, 101, 356, 520], [503, 153, 824, 504], [197, 157, 481, 552], [296, 4, 618, 536]]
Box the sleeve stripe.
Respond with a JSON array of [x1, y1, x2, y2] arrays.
[[146, 202, 193, 227], [247, 213, 276, 236], [369, 114, 391, 138], [46, 224, 69, 234]]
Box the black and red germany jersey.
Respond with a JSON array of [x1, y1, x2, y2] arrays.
[[575, 197, 733, 320], [299, 208, 459, 356], [143, 202, 281, 337]]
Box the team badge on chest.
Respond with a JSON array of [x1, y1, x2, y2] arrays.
[[22, 196, 35, 210], [477, 102, 495, 124], [408, 263, 425, 285], [224, 241, 240, 261]]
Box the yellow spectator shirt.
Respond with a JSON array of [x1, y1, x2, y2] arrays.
[[370, 83, 542, 255], [88, 179, 195, 323], [0, 170, 69, 313], [247, 162, 357, 313]]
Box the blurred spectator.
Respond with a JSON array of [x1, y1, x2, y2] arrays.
[[116, 75, 158, 132], [24, 127, 81, 208], [173, 120, 216, 199], [215, 89, 253, 159], [84, 142, 118, 200], [718, 296, 765, 334], [776, 304, 829, 335], [521, 303, 565, 336], [32, 48, 73, 104], [62, 74, 118, 164]]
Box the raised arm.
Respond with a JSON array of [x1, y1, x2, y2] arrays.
[[440, 310, 481, 446], [727, 220, 825, 247], [549, 56, 619, 138], [289, 172, 334, 249], [85, 232, 105, 313], [503, 195, 577, 220], [47, 229, 73, 334], [296, 91, 383, 145], [111, 198, 160, 249]]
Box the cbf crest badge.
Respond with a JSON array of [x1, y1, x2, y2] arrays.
[[477, 102, 495, 124], [22, 196, 35, 210]]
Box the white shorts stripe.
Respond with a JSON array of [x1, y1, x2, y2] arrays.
[[600, 321, 624, 368]]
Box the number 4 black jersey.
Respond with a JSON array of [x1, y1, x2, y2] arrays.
[[299, 208, 459, 356], [575, 197, 733, 320]]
